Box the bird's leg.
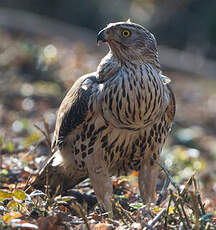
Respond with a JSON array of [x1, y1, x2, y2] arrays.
[[86, 157, 113, 218], [138, 158, 159, 204]]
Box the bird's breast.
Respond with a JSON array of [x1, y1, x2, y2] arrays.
[[100, 63, 167, 130]]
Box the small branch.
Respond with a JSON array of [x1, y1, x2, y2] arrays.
[[170, 190, 188, 230], [0, 147, 29, 155], [178, 174, 194, 199], [70, 202, 90, 230], [159, 163, 181, 194], [115, 202, 135, 224], [172, 191, 191, 228], [192, 175, 201, 230], [156, 175, 170, 205], [148, 208, 166, 226], [178, 197, 191, 229], [197, 193, 205, 216], [190, 191, 200, 230], [142, 220, 157, 230], [42, 116, 52, 150], [164, 193, 172, 229], [34, 118, 52, 151], [106, 218, 120, 227], [179, 222, 184, 230]]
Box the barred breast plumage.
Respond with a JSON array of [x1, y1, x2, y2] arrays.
[[31, 20, 175, 217]]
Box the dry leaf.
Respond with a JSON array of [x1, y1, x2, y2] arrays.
[[13, 189, 27, 201], [0, 190, 13, 199]]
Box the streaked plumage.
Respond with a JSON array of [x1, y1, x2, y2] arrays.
[[31, 20, 175, 217]]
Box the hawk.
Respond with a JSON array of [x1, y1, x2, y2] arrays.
[[31, 20, 175, 217]]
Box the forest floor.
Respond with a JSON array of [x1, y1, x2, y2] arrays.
[[0, 28, 215, 229]]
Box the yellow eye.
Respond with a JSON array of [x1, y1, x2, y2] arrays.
[[121, 29, 131, 38]]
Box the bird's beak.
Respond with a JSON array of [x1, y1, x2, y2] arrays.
[[97, 29, 109, 46]]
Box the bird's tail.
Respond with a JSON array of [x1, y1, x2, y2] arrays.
[[25, 150, 87, 195]]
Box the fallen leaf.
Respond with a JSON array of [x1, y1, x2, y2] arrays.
[[0, 190, 13, 199], [2, 212, 22, 224], [14, 189, 27, 201], [37, 214, 63, 230], [93, 223, 114, 230], [10, 218, 39, 229], [7, 200, 20, 210]]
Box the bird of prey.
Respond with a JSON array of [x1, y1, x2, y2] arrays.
[[31, 20, 175, 217]]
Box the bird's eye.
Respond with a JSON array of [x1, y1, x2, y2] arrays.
[[121, 29, 131, 38]]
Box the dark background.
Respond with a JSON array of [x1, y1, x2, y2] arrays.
[[0, 0, 216, 59]]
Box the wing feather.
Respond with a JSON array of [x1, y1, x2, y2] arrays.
[[52, 74, 98, 151], [165, 84, 176, 123]]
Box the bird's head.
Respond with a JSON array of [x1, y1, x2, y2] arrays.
[[97, 20, 159, 64]]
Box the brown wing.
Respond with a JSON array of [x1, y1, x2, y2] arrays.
[[165, 84, 176, 124], [52, 73, 98, 152]]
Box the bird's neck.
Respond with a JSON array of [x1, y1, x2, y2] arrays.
[[114, 49, 161, 73], [96, 51, 121, 83], [96, 51, 161, 82], [143, 52, 161, 73]]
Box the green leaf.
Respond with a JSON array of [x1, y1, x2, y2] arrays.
[[0, 190, 13, 200], [129, 201, 144, 210], [0, 137, 3, 146], [2, 212, 21, 224], [13, 189, 27, 201], [7, 200, 19, 210], [23, 132, 41, 147], [30, 190, 45, 197], [55, 196, 74, 202], [1, 169, 8, 175], [7, 142, 14, 152]]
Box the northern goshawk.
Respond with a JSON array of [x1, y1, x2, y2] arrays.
[[31, 20, 175, 217]]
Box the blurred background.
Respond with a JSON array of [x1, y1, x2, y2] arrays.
[[0, 0, 215, 208]]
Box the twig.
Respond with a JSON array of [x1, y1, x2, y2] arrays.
[[172, 191, 191, 229], [204, 222, 211, 230], [148, 208, 166, 226], [45, 167, 50, 198], [78, 204, 91, 230], [170, 190, 188, 230], [112, 201, 129, 226], [115, 202, 135, 224], [70, 202, 90, 230], [178, 173, 194, 199], [197, 193, 205, 215], [178, 196, 191, 229], [191, 175, 200, 230], [34, 119, 52, 151], [179, 222, 184, 230], [156, 175, 170, 205], [164, 193, 172, 229], [115, 208, 128, 226], [0, 147, 29, 155], [42, 116, 52, 150], [64, 190, 97, 209], [26, 136, 46, 155], [190, 191, 200, 230], [106, 218, 120, 227], [142, 220, 157, 230], [24, 137, 48, 192], [159, 163, 181, 194]]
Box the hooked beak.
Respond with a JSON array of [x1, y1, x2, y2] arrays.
[[97, 29, 109, 46]]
